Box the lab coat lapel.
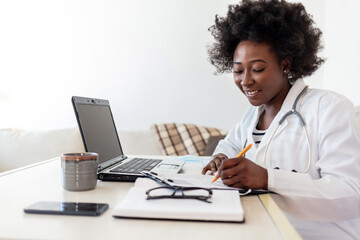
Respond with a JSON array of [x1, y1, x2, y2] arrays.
[[256, 80, 307, 154], [255, 110, 288, 154]]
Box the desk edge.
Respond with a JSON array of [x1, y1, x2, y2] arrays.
[[0, 157, 58, 177], [259, 194, 302, 240]]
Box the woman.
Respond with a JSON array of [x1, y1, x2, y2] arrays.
[[202, 0, 360, 238]]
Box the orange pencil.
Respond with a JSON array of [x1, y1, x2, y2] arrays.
[[211, 144, 252, 183]]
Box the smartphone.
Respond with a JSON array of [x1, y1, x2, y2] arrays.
[[24, 201, 109, 216]]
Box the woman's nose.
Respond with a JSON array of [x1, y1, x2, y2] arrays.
[[241, 71, 253, 87]]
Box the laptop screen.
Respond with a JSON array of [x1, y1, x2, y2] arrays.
[[72, 97, 123, 165]]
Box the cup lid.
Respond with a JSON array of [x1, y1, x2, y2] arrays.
[[61, 152, 98, 161]]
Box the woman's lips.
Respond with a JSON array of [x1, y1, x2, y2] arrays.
[[244, 89, 261, 97]]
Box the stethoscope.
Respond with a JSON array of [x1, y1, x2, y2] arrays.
[[244, 86, 311, 173]]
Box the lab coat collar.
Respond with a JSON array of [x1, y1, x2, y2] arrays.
[[279, 79, 307, 114], [246, 106, 264, 148]]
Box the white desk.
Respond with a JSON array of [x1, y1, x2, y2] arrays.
[[0, 156, 301, 240]]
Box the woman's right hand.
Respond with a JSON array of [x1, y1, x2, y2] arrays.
[[201, 153, 228, 175]]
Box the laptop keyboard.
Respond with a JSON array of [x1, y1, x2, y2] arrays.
[[109, 158, 162, 174]]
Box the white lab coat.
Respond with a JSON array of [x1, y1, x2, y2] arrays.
[[213, 79, 360, 239]]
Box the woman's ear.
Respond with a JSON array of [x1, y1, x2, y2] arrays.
[[282, 57, 291, 74]]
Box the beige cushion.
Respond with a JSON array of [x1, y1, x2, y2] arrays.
[[118, 129, 163, 156], [152, 123, 227, 156], [0, 128, 84, 172]]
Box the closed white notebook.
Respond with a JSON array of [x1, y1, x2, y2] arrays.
[[113, 179, 244, 223]]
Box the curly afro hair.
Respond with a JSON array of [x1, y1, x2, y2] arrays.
[[207, 0, 324, 81]]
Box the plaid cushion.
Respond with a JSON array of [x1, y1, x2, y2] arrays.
[[152, 123, 227, 156]]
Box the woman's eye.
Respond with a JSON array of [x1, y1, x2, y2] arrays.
[[253, 68, 265, 73], [233, 70, 243, 74]]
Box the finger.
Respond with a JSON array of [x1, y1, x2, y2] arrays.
[[219, 157, 242, 172], [222, 174, 246, 188], [201, 166, 209, 175], [201, 162, 214, 175], [219, 159, 246, 186], [210, 162, 217, 175], [214, 158, 222, 170], [220, 162, 244, 179]]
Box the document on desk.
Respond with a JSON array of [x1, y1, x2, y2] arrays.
[[142, 173, 268, 194], [113, 178, 244, 223], [161, 174, 238, 189]]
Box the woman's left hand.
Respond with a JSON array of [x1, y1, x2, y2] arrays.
[[218, 157, 268, 190]]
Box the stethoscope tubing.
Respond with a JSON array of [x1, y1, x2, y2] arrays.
[[248, 86, 312, 173], [264, 86, 311, 173]]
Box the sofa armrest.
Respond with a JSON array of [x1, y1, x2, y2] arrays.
[[0, 128, 84, 172]]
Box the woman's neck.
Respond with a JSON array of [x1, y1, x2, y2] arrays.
[[257, 82, 291, 130]]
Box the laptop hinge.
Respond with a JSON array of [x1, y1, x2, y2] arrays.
[[98, 155, 127, 171]]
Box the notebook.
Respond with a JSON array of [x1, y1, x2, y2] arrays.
[[113, 178, 244, 223], [71, 96, 185, 182]]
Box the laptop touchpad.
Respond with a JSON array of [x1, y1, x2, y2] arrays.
[[156, 164, 179, 169]]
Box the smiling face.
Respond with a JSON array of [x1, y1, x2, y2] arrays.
[[233, 41, 291, 109]]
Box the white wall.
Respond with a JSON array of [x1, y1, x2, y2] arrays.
[[0, 0, 358, 132], [294, 0, 325, 90], [323, 0, 360, 105], [0, 0, 245, 131]]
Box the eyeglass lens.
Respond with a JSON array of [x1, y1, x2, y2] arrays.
[[146, 187, 212, 203]]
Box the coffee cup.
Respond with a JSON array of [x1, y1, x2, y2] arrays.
[[61, 152, 98, 191]]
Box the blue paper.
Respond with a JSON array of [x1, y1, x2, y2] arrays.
[[172, 155, 203, 162]]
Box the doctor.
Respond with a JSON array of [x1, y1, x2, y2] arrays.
[[202, 0, 360, 238]]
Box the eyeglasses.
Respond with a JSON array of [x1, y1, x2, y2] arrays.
[[146, 186, 213, 203]]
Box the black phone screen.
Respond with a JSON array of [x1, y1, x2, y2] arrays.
[[24, 201, 109, 216]]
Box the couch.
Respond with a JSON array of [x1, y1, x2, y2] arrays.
[[0, 128, 163, 173], [0, 123, 227, 173], [1, 106, 360, 173]]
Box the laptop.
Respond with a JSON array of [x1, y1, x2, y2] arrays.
[[71, 96, 185, 182]]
